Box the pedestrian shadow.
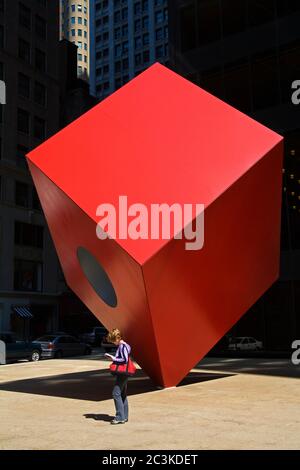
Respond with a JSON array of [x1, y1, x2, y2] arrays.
[[0, 368, 232, 402], [84, 413, 114, 422]]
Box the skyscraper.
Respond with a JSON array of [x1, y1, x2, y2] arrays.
[[60, 0, 90, 81], [0, 0, 63, 337], [168, 0, 300, 349], [90, 0, 169, 99]]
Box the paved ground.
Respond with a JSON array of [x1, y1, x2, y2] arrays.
[[0, 354, 299, 450]]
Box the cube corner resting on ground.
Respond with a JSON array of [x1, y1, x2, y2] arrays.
[[26, 63, 283, 388]]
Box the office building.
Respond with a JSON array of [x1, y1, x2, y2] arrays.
[[90, 0, 169, 99], [168, 0, 300, 349]]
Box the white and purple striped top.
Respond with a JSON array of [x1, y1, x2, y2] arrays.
[[111, 341, 131, 364]]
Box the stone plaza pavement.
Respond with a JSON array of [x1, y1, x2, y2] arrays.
[[0, 354, 299, 450]]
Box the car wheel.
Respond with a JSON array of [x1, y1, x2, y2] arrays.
[[30, 350, 41, 362], [55, 350, 63, 359]]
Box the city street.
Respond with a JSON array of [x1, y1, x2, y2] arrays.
[[0, 354, 299, 450]]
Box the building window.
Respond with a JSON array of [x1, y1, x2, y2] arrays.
[[103, 81, 109, 90], [103, 31, 109, 41], [14, 259, 43, 292], [15, 181, 30, 207], [156, 27, 163, 41], [135, 18, 141, 32], [122, 57, 129, 70], [16, 144, 28, 168], [17, 108, 30, 134], [143, 33, 149, 45], [34, 81, 46, 107], [142, 0, 148, 12], [35, 15, 47, 39], [156, 44, 164, 59], [78, 4, 82, 12], [0, 24, 3, 48], [142, 16, 149, 29], [103, 47, 109, 57], [78, 41, 82, 49], [18, 73, 30, 99], [143, 50, 150, 62], [34, 116, 46, 140], [134, 2, 141, 16], [115, 61, 121, 73], [78, 17, 83, 24], [84, 31, 87, 38], [19, 38, 30, 62], [122, 24, 128, 36], [122, 7, 128, 20], [115, 44, 121, 57], [78, 53, 82, 61], [71, 4, 76, 12], [103, 15, 109, 24], [114, 10, 121, 22], [19, 2, 31, 30], [122, 41, 128, 54], [71, 17, 75, 24], [115, 77, 122, 89], [135, 36, 142, 49], [78, 29, 82, 36], [96, 67, 102, 77], [35, 48, 46, 72], [135, 53, 142, 66], [103, 64, 109, 74], [115, 27, 121, 39], [15, 221, 44, 248], [155, 10, 163, 23]]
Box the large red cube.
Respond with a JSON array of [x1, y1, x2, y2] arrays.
[[27, 63, 283, 387]]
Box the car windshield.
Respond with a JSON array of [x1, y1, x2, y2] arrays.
[[230, 338, 243, 344], [36, 335, 56, 341]]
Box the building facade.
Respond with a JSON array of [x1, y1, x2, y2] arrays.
[[90, 0, 169, 99], [0, 0, 64, 338], [168, 0, 300, 349], [60, 0, 90, 81]]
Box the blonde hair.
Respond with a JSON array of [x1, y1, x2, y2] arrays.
[[107, 328, 122, 343]]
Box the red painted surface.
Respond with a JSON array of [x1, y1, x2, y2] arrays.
[[27, 63, 283, 387]]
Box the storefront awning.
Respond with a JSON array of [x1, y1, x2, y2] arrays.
[[12, 306, 33, 319]]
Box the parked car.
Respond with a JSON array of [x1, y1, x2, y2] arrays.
[[79, 326, 108, 346], [228, 336, 263, 351], [0, 332, 42, 362], [34, 334, 92, 359]]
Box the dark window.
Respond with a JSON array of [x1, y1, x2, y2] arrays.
[[122, 57, 128, 69], [180, 5, 196, 52], [32, 187, 41, 211], [156, 45, 164, 59], [33, 116, 46, 140], [17, 108, 30, 134], [18, 73, 30, 98], [35, 15, 47, 39], [198, 0, 221, 45], [14, 221, 44, 248], [103, 64, 109, 74], [35, 48, 46, 72], [115, 60, 121, 73], [156, 27, 163, 41], [34, 81, 46, 106], [248, 1, 275, 27], [223, 60, 252, 113], [143, 50, 150, 62], [135, 52, 142, 66], [0, 24, 3, 48], [14, 259, 43, 292], [143, 33, 149, 45], [135, 18, 141, 32], [134, 2, 141, 15], [122, 7, 128, 20], [19, 38, 30, 62], [222, 0, 247, 36], [16, 144, 28, 168], [19, 2, 31, 30], [252, 53, 280, 109], [15, 181, 29, 207]]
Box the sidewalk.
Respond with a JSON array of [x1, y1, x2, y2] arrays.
[[0, 356, 299, 450]]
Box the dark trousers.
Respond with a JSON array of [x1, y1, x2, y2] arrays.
[[112, 375, 129, 422]]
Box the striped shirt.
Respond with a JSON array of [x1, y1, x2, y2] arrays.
[[111, 341, 131, 364]]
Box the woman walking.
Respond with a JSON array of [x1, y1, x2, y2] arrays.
[[105, 328, 131, 425]]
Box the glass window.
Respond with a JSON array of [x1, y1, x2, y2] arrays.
[[18, 73, 30, 98], [115, 27, 121, 39], [143, 50, 150, 62], [78, 4, 82, 12], [135, 18, 141, 32], [19, 38, 30, 62], [34, 116, 46, 140], [16, 145, 28, 169], [156, 27, 163, 41], [115, 61, 121, 73], [156, 44, 164, 58], [78, 53, 82, 61], [134, 2, 141, 15], [14, 259, 43, 292], [142, 0, 148, 12], [122, 7, 128, 20], [135, 52, 142, 66], [71, 4, 75, 12], [143, 32, 149, 45], [34, 82, 46, 107], [114, 10, 121, 22], [71, 29, 75, 36], [122, 57, 129, 69], [14, 222, 44, 248], [78, 17, 83, 24], [155, 10, 163, 23], [19, 2, 31, 30], [142, 16, 149, 29], [35, 48, 46, 72], [15, 181, 29, 207], [35, 15, 46, 39], [135, 36, 142, 49], [122, 24, 128, 36], [78, 29, 82, 36], [115, 44, 121, 57], [17, 108, 30, 134]]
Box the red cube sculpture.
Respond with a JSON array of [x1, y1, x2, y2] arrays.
[[27, 63, 283, 387]]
